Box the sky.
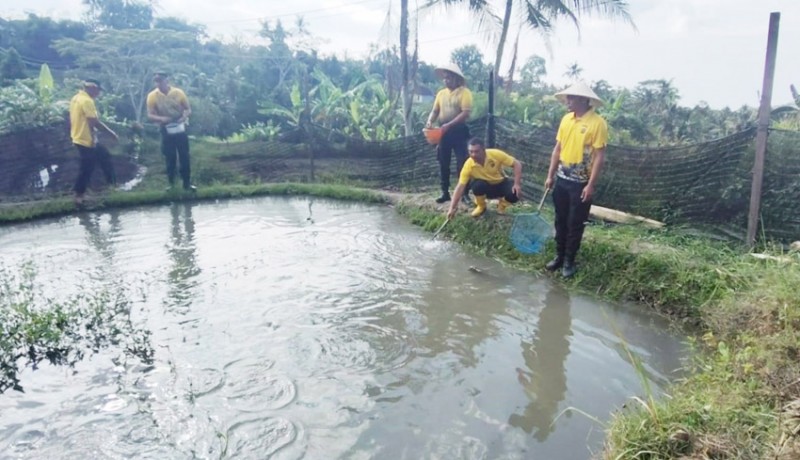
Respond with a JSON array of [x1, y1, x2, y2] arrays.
[[2, 0, 799, 109]]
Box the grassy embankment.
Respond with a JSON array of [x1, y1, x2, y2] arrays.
[[2, 136, 799, 458]]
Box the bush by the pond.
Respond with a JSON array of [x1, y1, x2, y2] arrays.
[[0, 262, 154, 393]]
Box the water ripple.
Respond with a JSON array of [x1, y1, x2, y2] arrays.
[[227, 417, 297, 458], [223, 357, 296, 411]]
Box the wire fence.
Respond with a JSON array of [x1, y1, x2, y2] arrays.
[[1, 116, 798, 243]]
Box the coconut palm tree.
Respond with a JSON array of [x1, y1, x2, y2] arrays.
[[426, 0, 633, 81], [563, 62, 583, 81]]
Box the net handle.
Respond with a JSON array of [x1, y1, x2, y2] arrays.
[[433, 219, 449, 238], [537, 189, 550, 212]]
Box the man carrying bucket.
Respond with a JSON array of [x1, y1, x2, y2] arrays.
[[544, 81, 608, 278], [446, 137, 522, 220], [425, 63, 472, 204], [147, 71, 195, 191]]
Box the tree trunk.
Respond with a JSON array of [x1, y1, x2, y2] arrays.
[[400, 0, 413, 136], [493, 0, 513, 82]]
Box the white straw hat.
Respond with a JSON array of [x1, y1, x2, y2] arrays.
[[554, 81, 604, 108], [435, 63, 466, 81]]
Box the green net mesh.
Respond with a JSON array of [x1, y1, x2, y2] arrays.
[[1, 117, 798, 243]]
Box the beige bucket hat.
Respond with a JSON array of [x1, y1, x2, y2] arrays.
[[435, 63, 466, 81], [554, 81, 604, 108]]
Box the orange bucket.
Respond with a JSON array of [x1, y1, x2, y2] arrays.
[[423, 128, 442, 145]]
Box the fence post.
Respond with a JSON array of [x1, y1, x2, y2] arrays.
[[486, 69, 495, 148], [300, 65, 315, 182], [747, 12, 780, 246]]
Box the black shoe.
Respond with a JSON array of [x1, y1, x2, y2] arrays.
[[562, 261, 577, 278], [183, 184, 197, 192], [545, 256, 563, 271], [435, 193, 451, 204]]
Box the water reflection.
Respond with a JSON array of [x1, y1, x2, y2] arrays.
[[165, 203, 200, 313], [510, 284, 572, 441], [77, 210, 121, 262], [417, 259, 507, 369]]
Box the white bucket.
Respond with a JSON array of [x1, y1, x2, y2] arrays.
[[165, 122, 185, 134]]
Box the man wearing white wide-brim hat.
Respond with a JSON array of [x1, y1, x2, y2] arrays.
[[543, 81, 609, 278], [426, 63, 473, 204]]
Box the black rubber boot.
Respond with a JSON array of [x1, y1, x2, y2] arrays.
[[435, 193, 451, 204], [545, 256, 564, 271], [561, 260, 577, 278]]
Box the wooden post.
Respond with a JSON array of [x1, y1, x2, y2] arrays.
[[486, 69, 496, 148], [747, 12, 780, 246], [301, 65, 315, 182]]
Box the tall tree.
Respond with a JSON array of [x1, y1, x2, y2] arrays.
[[400, 0, 413, 135], [430, 0, 632, 81], [54, 29, 195, 122], [563, 62, 583, 80], [519, 54, 546, 90], [450, 44, 489, 88], [83, 0, 154, 30], [0, 47, 27, 84]]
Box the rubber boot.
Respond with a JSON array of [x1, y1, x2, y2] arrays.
[[545, 255, 563, 271], [471, 196, 487, 217], [497, 198, 511, 214], [562, 257, 577, 278], [435, 192, 451, 204]]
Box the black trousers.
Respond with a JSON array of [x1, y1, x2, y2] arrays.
[[436, 123, 470, 195], [471, 178, 519, 203], [161, 131, 191, 187], [73, 143, 116, 195], [552, 177, 592, 262]]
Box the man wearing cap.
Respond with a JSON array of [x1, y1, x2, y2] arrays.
[[544, 81, 608, 278], [426, 63, 472, 204], [446, 137, 522, 220], [69, 79, 119, 205], [147, 71, 195, 191]]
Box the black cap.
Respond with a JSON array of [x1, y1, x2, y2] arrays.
[[153, 70, 169, 79], [83, 78, 103, 90]]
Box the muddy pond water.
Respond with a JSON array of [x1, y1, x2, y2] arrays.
[[0, 196, 688, 459]]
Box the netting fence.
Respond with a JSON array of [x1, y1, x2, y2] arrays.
[[1, 116, 798, 243]]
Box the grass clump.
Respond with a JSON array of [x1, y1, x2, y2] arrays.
[[0, 262, 154, 393]]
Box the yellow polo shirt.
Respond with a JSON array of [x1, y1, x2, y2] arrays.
[[69, 90, 98, 148], [433, 86, 472, 124], [146, 87, 189, 121], [458, 148, 516, 185], [555, 109, 608, 182]]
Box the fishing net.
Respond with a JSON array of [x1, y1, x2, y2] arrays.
[[510, 212, 552, 254]]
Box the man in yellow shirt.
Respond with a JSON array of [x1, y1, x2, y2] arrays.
[[447, 137, 522, 220], [146, 71, 194, 191], [426, 63, 472, 204], [69, 79, 118, 205], [544, 82, 608, 278]]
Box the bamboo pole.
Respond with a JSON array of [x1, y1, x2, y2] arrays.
[[747, 12, 780, 246], [486, 69, 496, 148]]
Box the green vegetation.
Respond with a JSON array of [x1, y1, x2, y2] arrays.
[[0, 262, 154, 393]]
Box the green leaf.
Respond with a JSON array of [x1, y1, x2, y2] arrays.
[[38, 64, 55, 103]]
